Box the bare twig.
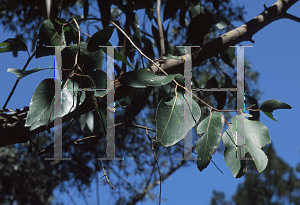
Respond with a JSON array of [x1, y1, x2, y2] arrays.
[[146, 129, 162, 205], [3, 51, 36, 109], [99, 160, 115, 190]]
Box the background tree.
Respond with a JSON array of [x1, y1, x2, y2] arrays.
[[209, 144, 300, 205], [0, 0, 298, 204]]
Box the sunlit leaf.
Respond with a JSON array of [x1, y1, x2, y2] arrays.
[[223, 114, 271, 176], [222, 124, 248, 178], [25, 79, 85, 131], [196, 111, 225, 171], [214, 15, 230, 30], [7, 67, 54, 80], [156, 93, 201, 146]]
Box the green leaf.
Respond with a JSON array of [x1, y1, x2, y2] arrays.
[[100, 42, 133, 68], [0, 38, 28, 54], [156, 93, 201, 147], [174, 74, 184, 85], [87, 26, 115, 52], [121, 69, 175, 88], [142, 36, 155, 60], [223, 114, 271, 176], [36, 19, 66, 58], [131, 87, 152, 116], [260, 100, 292, 121], [220, 47, 235, 68], [146, 7, 155, 20], [222, 125, 248, 178], [130, 13, 142, 48], [262, 111, 277, 122], [189, 5, 200, 19], [60, 42, 104, 75], [214, 15, 230, 30], [86, 70, 108, 97], [38, 19, 62, 46], [25, 79, 85, 131], [259, 99, 292, 112], [111, 8, 121, 21], [80, 111, 94, 133], [196, 111, 225, 171], [7, 67, 56, 80]]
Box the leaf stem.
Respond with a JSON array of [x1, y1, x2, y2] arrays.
[[2, 50, 36, 109]]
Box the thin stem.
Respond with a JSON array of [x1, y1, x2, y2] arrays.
[[146, 129, 162, 205], [99, 160, 115, 190], [2, 50, 36, 109]]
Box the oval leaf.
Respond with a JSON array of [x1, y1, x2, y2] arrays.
[[214, 15, 230, 30], [7, 67, 54, 80], [0, 38, 28, 54], [100, 42, 133, 68], [86, 70, 108, 97], [260, 99, 292, 112], [121, 69, 175, 88], [260, 99, 292, 121], [220, 47, 235, 68], [87, 26, 115, 52], [25, 79, 85, 131], [156, 93, 201, 147], [131, 87, 152, 116]]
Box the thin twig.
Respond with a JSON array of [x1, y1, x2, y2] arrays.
[[146, 129, 162, 205], [112, 122, 156, 132], [98, 160, 115, 190], [169, 139, 223, 174], [3, 50, 36, 109], [66, 18, 250, 115]]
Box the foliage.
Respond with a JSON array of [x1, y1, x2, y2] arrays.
[[0, 0, 296, 204]]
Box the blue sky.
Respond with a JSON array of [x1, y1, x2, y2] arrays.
[[1, 0, 300, 204]]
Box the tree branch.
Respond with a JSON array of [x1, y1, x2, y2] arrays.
[[0, 0, 299, 147], [282, 13, 300, 22], [156, 0, 165, 58]]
